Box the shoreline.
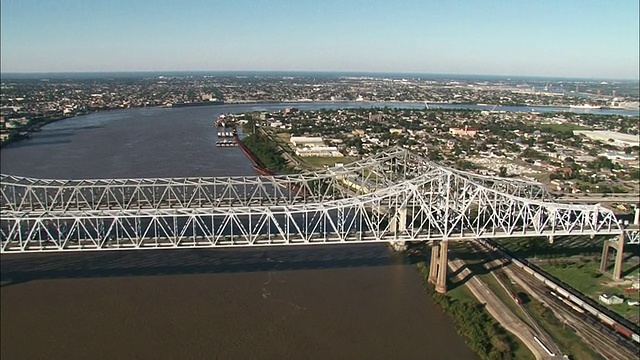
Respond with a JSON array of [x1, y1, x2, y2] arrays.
[[2, 100, 637, 149]]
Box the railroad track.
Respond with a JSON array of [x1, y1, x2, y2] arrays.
[[464, 239, 638, 359], [463, 241, 562, 357], [506, 261, 638, 359]]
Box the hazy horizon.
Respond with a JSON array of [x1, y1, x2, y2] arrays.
[[1, 69, 638, 82], [1, 0, 639, 80]]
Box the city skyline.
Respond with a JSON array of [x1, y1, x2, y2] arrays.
[[1, 0, 639, 80]]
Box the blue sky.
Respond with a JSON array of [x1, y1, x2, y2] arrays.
[[1, 0, 638, 79]]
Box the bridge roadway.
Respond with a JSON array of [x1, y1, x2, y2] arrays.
[[4, 193, 638, 212], [556, 193, 640, 204], [3, 196, 637, 213], [1, 147, 638, 255], [1, 228, 627, 253]]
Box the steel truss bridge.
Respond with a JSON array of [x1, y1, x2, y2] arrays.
[[1, 147, 638, 254]]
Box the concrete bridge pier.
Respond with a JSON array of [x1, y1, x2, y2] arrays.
[[389, 241, 407, 251], [601, 208, 640, 280], [428, 239, 449, 293], [389, 207, 408, 252], [428, 241, 439, 284], [600, 234, 625, 280]]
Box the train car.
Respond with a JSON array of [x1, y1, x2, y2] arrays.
[[567, 294, 585, 308], [533, 272, 546, 282], [613, 323, 633, 339], [597, 311, 616, 327], [556, 286, 570, 299], [487, 239, 640, 341], [560, 298, 585, 314]]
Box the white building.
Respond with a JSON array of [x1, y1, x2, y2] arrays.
[[599, 151, 637, 161], [599, 293, 624, 305], [290, 136, 325, 148], [295, 146, 343, 157], [574, 130, 640, 148], [449, 126, 478, 137]]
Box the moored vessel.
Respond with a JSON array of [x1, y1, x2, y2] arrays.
[[569, 104, 602, 109]]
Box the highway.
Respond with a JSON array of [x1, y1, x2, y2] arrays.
[[463, 241, 562, 357], [467, 240, 639, 359], [447, 250, 554, 359]]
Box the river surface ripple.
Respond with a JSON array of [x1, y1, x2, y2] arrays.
[[1, 104, 477, 360]]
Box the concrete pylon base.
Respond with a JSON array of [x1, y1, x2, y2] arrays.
[[428, 240, 449, 293], [428, 241, 439, 284], [600, 234, 625, 280], [389, 241, 407, 252]]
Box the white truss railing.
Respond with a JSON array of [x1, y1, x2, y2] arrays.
[[1, 148, 634, 253]]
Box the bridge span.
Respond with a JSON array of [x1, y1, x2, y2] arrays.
[[556, 193, 640, 204], [2, 147, 638, 292]]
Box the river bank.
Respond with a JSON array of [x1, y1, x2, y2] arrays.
[[0, 114, 74, 148], [3, 99, 637, 150], [410, 245, 532, 360]]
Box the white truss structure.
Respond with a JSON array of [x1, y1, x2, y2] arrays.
[[1, 147, 637, 253]]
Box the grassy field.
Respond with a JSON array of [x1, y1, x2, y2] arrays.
[[449, 241, 606, 359], [275, 132, 291, 143], [492, 236, 640, 325], [540, 259, 640, 323], [533, 122, 589, 133], [297, 156, 358, 169]]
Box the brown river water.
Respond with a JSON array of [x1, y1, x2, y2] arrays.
[[1, 104, 477, 359]]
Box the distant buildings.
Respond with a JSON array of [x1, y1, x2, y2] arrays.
[[369, 113, 383, 122], [449, 125, 478, 137]]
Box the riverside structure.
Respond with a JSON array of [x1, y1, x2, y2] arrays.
[[3, 147, 638, 293]]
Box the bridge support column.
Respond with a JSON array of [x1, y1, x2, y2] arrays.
[[428, 241, 439, 284], [600, 234, 625, 280], [389, 241, 407, 251], [427, 239, 450, 293], [389, 207, 407, 233], [389, 207, 408, 251], [634, 208, 640, 225], [435, 239, 449, 294], [613, 233, 625, 280]]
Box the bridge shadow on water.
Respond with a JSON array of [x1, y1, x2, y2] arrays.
[[0, 244, 416, 287]]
